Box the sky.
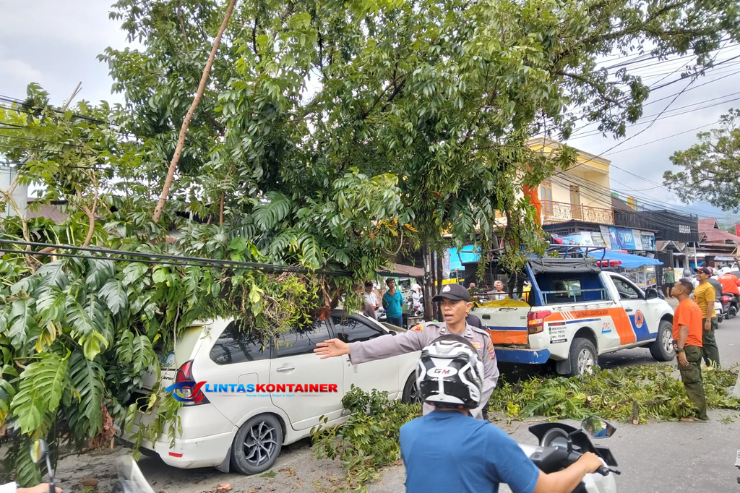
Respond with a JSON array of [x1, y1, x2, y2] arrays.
[[2, 1, 739, 224]]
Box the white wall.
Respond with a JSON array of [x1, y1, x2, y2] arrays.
[[0, 166, 28, 218]]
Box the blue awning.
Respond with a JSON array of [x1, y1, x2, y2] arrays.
[[448, 245, 482, 271], [588, 250, 662, 269]]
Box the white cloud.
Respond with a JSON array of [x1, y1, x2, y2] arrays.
[[0, 57, 43, 86]]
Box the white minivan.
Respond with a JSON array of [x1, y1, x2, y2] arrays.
[[124, 310, 420, 474]]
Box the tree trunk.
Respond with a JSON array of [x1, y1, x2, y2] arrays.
[[436, 249, 444, 321], [422, 242, 434, 321], [152, 0, 238, 222]]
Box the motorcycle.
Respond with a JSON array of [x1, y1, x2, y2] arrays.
[[29, 439, 154, 493], [721, 293, 738, 319], [517, 416, 620, 493], [715, 300, 725, 324]]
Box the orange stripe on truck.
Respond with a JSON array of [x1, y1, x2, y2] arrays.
[[544, 308, 636, 345], [486, 330, 528, 345]]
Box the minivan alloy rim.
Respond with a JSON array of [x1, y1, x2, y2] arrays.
[[244, 421, 278, 466]]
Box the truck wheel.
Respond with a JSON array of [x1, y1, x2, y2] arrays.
[[402, 373, 421, 404], [231, 414, 283, 475], [649, 320, 675, 362], [567, 338, 597, 377]]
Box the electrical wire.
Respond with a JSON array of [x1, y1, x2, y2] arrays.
[[603, 121, 718, 156], [0, 239, 352, 276]]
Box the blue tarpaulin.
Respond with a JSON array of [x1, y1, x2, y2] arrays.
[[588, 250, 662, 269], [448, 245, 481, 271]]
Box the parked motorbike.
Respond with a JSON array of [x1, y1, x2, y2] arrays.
[[721, 293, 738, 319], [30, 439, 154, 493], [715, 300, 725, 324], [517, 416, 620, 493]]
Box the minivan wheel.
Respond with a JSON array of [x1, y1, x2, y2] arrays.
[[231, 414, 283, 475], [401, 373, 421, 404]]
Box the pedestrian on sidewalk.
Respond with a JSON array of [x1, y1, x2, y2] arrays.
[[694, 267, 721, 367], [363, 281, 379, 319], [671, 278, 709, 422], [382, 278, 405, 328], [664, 267, 675, 298]]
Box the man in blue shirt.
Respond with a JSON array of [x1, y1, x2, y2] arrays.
[[382, 278, 405, 327], [400, 335, 602, 493]]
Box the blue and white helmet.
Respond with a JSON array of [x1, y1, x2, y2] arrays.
[[416, 335, 484, 409]]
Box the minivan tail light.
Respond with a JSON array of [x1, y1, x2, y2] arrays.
[[174, 360, 209, 405], [527, 310, 552, 334]]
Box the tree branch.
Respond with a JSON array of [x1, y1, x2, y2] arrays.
[[152, 0, 238, 222], [176, 1, 190, 45], [555, 71, 620, 104]]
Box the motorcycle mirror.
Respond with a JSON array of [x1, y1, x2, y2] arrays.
[[581, 416, 616, 439], [30, 439, 49, 464]]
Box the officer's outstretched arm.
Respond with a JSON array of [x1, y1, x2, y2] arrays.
[[314, 330, 424, 364], [314, 339, 350, 359]]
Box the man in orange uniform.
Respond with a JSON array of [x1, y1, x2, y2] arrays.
[[694, 267, 720, 367], [718, 271, 740, 299], [671, 278, 708, 422]]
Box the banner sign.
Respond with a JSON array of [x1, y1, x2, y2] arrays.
[[600, 226, 612, 249], [632, 229, 643, 250], [641, 234, 656, 251]]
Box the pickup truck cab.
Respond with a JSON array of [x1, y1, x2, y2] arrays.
[[470, 256, 675, 376]]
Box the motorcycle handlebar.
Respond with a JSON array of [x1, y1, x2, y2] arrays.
[[566, 451, 610, 476]]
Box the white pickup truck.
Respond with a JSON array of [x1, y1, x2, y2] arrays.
[[471, 257, 675, 376]]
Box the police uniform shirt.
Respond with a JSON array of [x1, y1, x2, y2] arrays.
[[348, 321, 499, 420]]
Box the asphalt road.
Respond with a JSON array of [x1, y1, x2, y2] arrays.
[[55, 311, 740, 493]]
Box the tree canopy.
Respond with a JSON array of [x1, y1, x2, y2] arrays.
[[664, 109, 740, 211], [3, 0, 740, 484]]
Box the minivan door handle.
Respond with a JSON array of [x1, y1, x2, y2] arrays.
[[276, 366, 295, 372], [624, 308, 634, 313]]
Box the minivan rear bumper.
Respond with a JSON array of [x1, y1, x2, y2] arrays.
[[153, 430, 234, 469], [122, 402, 236, 469]]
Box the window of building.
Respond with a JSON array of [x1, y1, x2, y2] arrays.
[[540, 181, 553, 214], [570, 185, 581, 219]]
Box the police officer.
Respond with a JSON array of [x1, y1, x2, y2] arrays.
[[314, 284, 499, 420]]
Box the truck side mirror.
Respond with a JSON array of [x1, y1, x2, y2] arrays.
[[645, 288, 658, 300]]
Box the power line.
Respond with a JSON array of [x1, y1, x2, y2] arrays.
[[0, 239, 352, 276], [603, 121, 718, 156], [569, 92, 740, 140], [555, 171, 721, 218], [556, 42, 733, 189]]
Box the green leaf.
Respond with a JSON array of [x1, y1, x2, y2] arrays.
[[9, 299, 37, 349], [10, 352, 68, 435], [36, 287, 67, 324], [122, 263, 148, 286], [36, 260, 69, 289], [99, 279, 128, 315], [85, 258, 115, 290], [254, 192, 293, 230], [81, 331, 108, 361], [66, 352, 104, 438], [152, 266, 168, 284]]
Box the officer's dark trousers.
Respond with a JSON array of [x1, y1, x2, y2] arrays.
[[679, 346, 708, 421], [701, 318, 721, 367]]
